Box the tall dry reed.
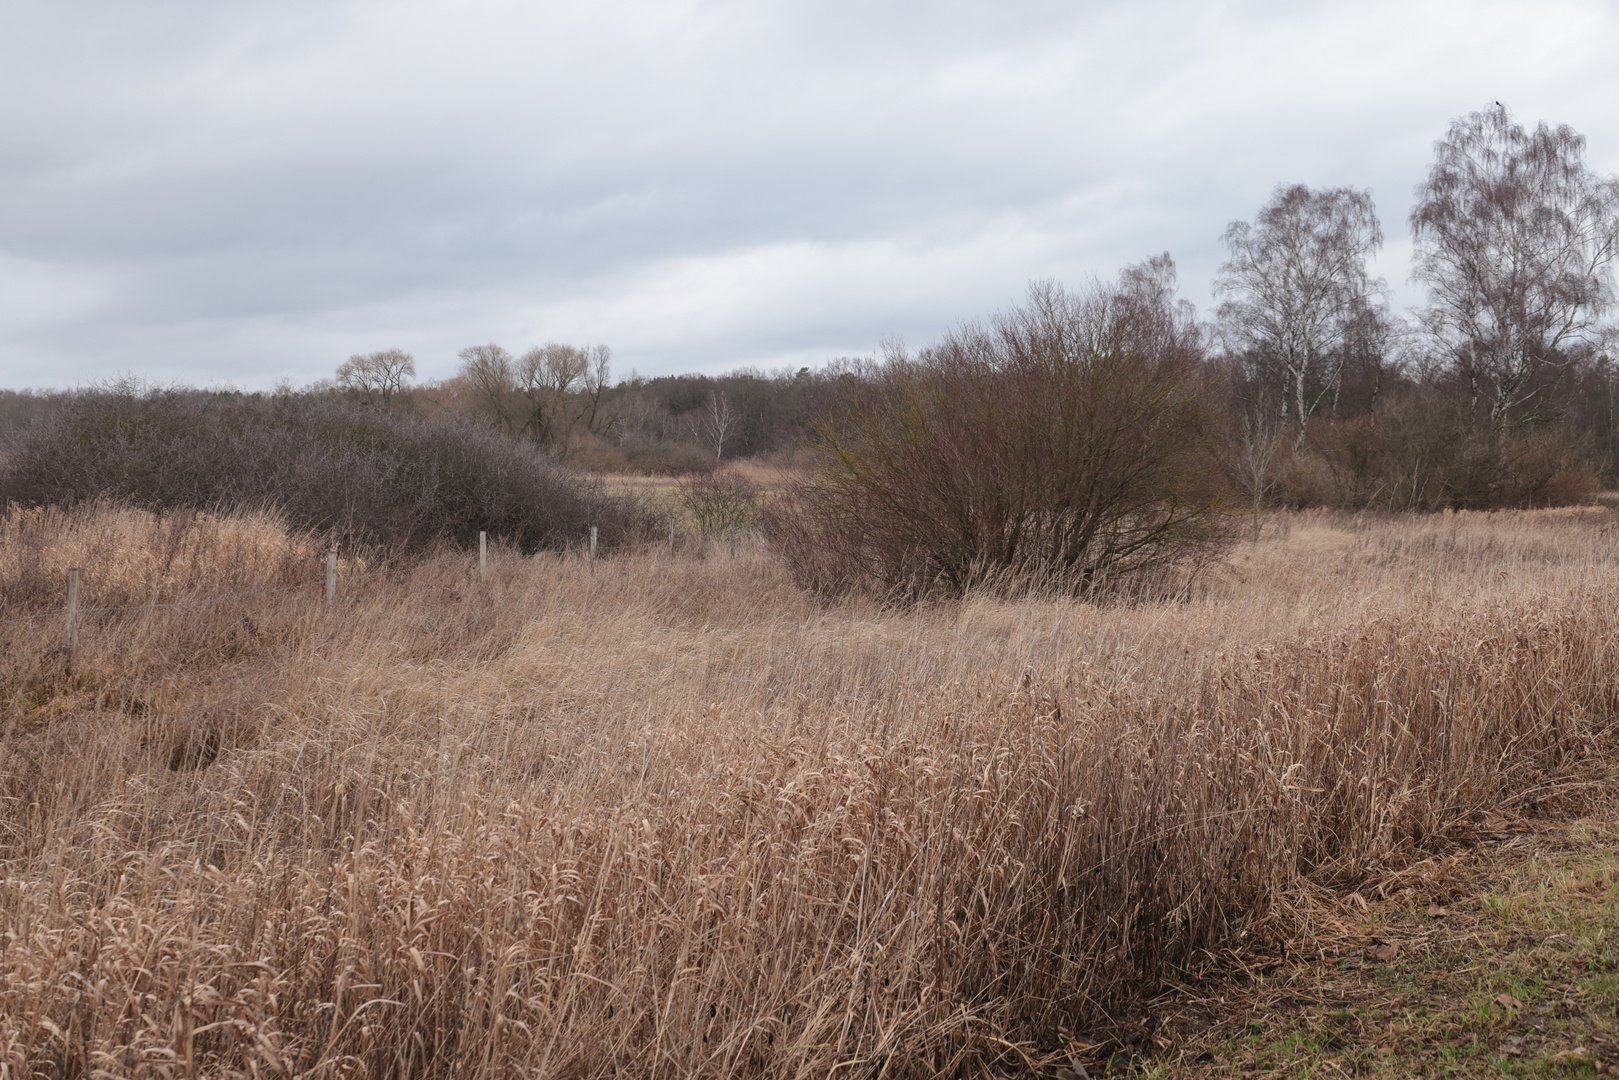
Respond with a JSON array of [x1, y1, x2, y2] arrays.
[[0, 505, 1614, 1077]]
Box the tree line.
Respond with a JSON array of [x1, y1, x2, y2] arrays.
[[318, 344, 839, 473], [306, 104, 1619, 511], [1216, 103, 1619, 511]]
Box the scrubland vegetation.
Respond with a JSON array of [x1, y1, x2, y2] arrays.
[[0, 386, 658, 553], [1, 503, 1615, 1076], [4, 100, 1619, 1076]]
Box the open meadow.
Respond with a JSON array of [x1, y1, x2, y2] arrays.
[[2, 504, 1617, 1077]]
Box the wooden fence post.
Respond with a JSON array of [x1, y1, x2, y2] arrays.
[[589, 526, 598, 573], [65, 568, 81, 674], [669, 520, 676, 558], [479, 531, 487, 584], [326, 550, 337, 610], [729, 524, 737, 558]]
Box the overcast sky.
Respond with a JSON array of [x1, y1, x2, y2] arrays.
[[3, 0, 1617, 390]]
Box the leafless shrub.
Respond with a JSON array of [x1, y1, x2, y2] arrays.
[[1224, 400, 1287, 543], [767, 260, 1233, 598], [0, 389, 57, 440], [677, 467, 762, 535]]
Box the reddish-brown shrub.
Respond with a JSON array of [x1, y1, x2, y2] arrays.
[[766, 261, 1234, 597]]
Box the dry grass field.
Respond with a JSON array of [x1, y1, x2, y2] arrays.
[[1, 503, 1617, 1077]]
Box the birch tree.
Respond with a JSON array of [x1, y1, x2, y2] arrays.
[[695, 388, 738, 460], [1215, 184, 1385, 449], [1410, 103, 1619, 430]]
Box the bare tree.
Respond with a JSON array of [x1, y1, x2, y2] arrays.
[[513, 343, 617, 455], [577, 344, 617, 441], [335, 349, 415, 406], [1215, 184, 1385, 450], [695, 388, 738, 460], [514, 343, 584, 447], [1230, 402, 1285, 546], [1411, 103, 1619, 430], [457, 343, 522, 434], [456, 341, 619, 454]]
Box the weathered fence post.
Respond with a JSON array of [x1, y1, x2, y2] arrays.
[[589, 526, 598, 573], [65, 568, 81, 673], [669, 520, 676, 558], [479, 531, 487, 584], [326, 549, 337, 610], [729, 524, 737, 558]]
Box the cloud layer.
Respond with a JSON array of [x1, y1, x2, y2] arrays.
[[3, 0, 1618, 387]]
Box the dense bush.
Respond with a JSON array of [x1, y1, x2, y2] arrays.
[[0, 389, 57, 441], [0, 385, 659, 552], [766, 262, 1234, 597], [1267, 392, 1601, 511]]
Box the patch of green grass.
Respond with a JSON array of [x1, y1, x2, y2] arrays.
[[1133, 805, 1619, 1078]]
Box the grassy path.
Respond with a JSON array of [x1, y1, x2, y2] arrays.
[[1122, 778, 1619, 1078]]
